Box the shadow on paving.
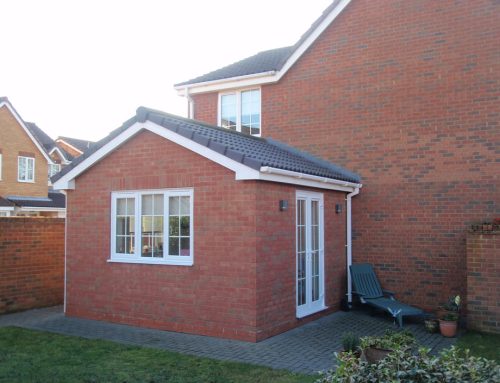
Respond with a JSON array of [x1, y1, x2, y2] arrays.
[[0, 305, 456, 374]]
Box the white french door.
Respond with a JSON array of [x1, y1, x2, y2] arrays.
[[296, 191, 325, 318]]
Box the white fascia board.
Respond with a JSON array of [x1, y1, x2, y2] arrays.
[[18, 207, 66, 212], [0, 206, 15, 211], [0, 102, 52, 163], [49, 147, 70, 164], [175, 71, 276, 96], [175, 0, 352, 95]]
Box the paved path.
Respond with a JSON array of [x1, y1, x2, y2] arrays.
[[0, 306, 455, 374]]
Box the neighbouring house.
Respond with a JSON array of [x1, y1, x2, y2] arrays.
[[174, 0, 499, 311], [55, 136, 95, 159], [0, 97, 68, 217], [52, 107, 362, 341]]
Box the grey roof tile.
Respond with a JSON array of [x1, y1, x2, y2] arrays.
[[6, 192, 65, 209], [53, 107, 361, 185]]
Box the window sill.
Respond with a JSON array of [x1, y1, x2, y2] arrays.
[[108, 257, 193, 266], [17, 180, 35, 183]]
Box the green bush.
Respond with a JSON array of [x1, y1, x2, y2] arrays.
[[341, 332, 359, 352], [359, 329, 415, 350], [316, 346, 500, 383]]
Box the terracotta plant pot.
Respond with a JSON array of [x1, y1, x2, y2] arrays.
[[362, 347, 392, 364], [439, 319, 458, 337]]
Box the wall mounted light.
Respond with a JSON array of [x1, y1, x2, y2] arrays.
[[335, 203, 343, 214], [279, 200, 288, 211]]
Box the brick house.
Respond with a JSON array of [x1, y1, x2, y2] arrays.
[[0, 97, 68, 217], [174, 0, 499, 310], [53, 107, 361, 341]]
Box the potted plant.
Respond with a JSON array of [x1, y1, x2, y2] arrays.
[[439, 295, 460, 337], [360, 330, 415, 363], [341, 332, 360, 357]]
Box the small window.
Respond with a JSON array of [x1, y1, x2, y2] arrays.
[[111, 189, 193, 266], [48, 163, 61, 177], [219, 89, 261, 136], [18, 156, 35, 182]]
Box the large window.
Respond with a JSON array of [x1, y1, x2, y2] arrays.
[[111, 189, 193, 266], [18, 156, 35, 182], [219, 89, 261, 136]]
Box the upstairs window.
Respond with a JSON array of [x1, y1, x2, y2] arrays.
[[48, 163, 61, 177], [219, 89, 261, 136], [18, 156, 35, 182], [111, 189, 193, 266]]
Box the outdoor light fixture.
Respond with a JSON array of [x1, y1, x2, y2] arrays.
[[335, 203, 343, 214], [279, 200, 288, 211]]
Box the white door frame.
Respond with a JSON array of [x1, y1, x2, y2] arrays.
[[296, 190, 326, 318]]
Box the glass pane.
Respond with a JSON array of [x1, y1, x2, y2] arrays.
[[312, 200, 318, 225], [180, 216, 190, 236], [169, 216, 179, 236], [141, 235, 153, 257], [154, 194, 164, 215], [153, 237, 164, 258], [241, 125, 250, 135], [153, 216, 163, 233], [142, 195, 153, 215], [169, 197, 180, 215], [180, 237, 190, 256], [221, 94, 237, 129], [169, 237, 179, 256], [116, 236, 126, 254], [313, 276, 319, 301], [180, 196, 190, 215], [299, 226, 306, 252], [142, 216, 153, 232], [251, 127, 260, 135]]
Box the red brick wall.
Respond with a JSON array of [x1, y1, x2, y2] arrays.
[[255, 182, 347, 339], [193, 0, 500, 309], [66, 130, 346, 341], [0, 217, 64, 314], [192, 93, 218, 126], [466, 231, 499, 334]]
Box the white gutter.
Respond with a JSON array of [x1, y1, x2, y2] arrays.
[[184, 87, 194, 119], [346, 187, 360, 304], [260, 166, 361, 190]]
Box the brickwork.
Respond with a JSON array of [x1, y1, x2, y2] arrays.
[[0, 106, 49, 197], [466, 231, 499, 334], [0, 217, 65, 314], [192, 0, 500, 310], [65, 130, 347, 341]]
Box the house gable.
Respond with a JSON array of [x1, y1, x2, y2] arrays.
[[53, 108, 361, 193]]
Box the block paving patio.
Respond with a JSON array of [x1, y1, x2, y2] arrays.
[[0, 306, 456, 374]]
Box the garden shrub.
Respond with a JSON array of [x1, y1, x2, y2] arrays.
[[316, 346, 500, 383]]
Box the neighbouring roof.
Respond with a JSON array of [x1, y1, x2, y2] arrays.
[[53, 107, 360, 185], [5, 192, 65, 209], [57, 136, 95, 153], [0, 197, 15, 207], [176, 0, 347, 87]]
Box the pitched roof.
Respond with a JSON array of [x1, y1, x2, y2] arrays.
[[175, 46, 294, 86], [25, 122, 57, 154], [176, 0, 348, 88], [0, 197, 15, 207], [53, 107, 360, 187], [56, 136, 95, 153]]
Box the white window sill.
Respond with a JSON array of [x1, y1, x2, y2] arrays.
[[296, 305, 328, 319], [108, 257, 193, 266], [18, 180, 35, 183]]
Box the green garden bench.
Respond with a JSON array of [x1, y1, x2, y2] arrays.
[[350, 263, 424, 327]]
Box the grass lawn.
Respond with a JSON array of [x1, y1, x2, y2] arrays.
[[0, 327, 316, 383], [456, 330, 500, 362]]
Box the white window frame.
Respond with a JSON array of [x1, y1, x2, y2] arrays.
[[18, 156, 35, 183], [110, 188, 194, 266], [48, 163, 61, 177], [218, 88, 261, 136]]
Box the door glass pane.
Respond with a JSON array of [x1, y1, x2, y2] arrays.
[[297, 199, 307, 307]]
